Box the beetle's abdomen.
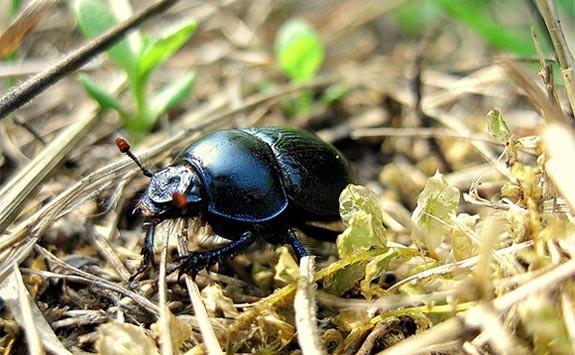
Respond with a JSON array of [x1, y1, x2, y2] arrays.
[[244, 127, 353, 216], [176, 130, 288, 222]]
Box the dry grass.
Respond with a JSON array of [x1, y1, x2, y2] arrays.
[[0, 0, 574, 354]]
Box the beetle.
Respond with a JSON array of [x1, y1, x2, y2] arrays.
[[117, 126, 354, 280]]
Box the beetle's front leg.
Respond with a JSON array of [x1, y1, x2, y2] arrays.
[[129, 224, 156, 281], [173, 230, 257, 279]]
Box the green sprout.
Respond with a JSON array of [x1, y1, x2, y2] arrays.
[[73, 0, 197, 136], [275, 18, 324, 118]]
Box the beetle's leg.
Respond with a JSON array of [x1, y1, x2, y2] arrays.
[[174, 230, 256, 279], [286, 228, 310, 260], [129, 224, 156, 282]]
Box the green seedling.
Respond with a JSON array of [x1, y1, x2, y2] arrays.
[[275, 18, 324, 118], [73, 0, 197, 136]]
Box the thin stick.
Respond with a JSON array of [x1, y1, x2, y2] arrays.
[[295, 256, 325, 354], [0, 0, 179, 120], [536, 0, 575, 115]]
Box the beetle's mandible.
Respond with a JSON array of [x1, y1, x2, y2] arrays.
[[117, 126, 354, 280]]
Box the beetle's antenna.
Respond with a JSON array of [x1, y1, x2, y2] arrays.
[[116, 137, 153, 177]]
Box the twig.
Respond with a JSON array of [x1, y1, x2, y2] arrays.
[[176, 222, 223, 355], [31, 245, 160, 315], [531, 26, 561, 109], [158, 234, 173, 355], [536, 0, 575, 115], [295, 256, 324, 354], [13, 263, 45, 355], [0, 0, 179, 120], [0, 264, 72, 354]]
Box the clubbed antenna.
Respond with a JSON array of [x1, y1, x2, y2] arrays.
[[116, 137, 153, 177]]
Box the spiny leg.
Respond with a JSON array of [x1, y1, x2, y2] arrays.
[[174, 230, 257, 279], [286, 227, 310, 260], [129, 224, 156, 282]]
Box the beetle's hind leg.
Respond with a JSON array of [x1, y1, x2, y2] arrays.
[[173, 231, 257, 278], [285, 228, 310, 260]]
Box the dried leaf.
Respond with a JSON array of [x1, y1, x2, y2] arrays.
[[412, 171, 460, 260], [337, 185, 387, 260], [96, 322, 157, 355], [201, 284, 240, 318], [451, 213, 479, 260], [274, 246, 300, 285]]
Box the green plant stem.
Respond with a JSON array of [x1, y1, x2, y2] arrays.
[[0, 0, 179, 120], [132, 76, 151, 133]]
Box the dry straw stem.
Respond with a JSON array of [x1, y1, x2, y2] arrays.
[[12, 264, 45, 355], [0, 82, 122, 235], [0, 264, 72, 354], [502, 60, 568, 124], [536, 0, 575, 115], [294, 256, 324, 354], [176, 223, 223, 355], [379, 258, 575, 354], [158, 234, 174, 355], [34, 245, 160, 314], [362, 63, 513, 180]]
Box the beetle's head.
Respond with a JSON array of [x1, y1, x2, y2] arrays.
[[135, 164, 203, 218], [115, 138, 203, 219]]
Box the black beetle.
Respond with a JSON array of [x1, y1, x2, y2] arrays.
[[117, 126, 354, 280]]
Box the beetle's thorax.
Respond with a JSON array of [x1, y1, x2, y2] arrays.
[[135, 163, 203, 218]]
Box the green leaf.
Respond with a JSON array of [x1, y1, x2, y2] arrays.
[[78, 74, 127, 118], [321, 84, 351, 104], [412, 171, 460, 261], [72, 0, 137, 76], [137, 21, 198, 80], [337, 185, 386, 260], [275, 18, 324, 82], [360, 249, 398, 297], [486, 108, 512, 144], [434, 0, 536, 56], [451, 213, 479, 260], [323, 262, 366, 296], [149, 71, 196, 123]]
